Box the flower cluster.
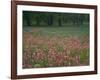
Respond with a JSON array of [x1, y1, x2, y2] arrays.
[[23, 32, 89, 68]]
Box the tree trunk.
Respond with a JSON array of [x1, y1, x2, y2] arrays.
[[48, 15, 53, 26]]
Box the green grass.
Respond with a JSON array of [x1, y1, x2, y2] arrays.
[[80, 49, 89, 63], [24, 24, 89, 38]]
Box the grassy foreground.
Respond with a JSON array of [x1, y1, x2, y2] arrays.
[[23, 26, 89, 68]]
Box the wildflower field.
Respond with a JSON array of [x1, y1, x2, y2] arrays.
[[23, 26, 89, 68]]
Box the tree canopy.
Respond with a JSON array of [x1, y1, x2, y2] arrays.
[[23, 11, 89, 27]]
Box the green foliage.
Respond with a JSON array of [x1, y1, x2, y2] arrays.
[[23, 11, 89, 27], [33, 64, 41, 68], [32, 59, 48, 68], [31, 47, 37, 53], [41, 59, 48, 67], [80, 49, 89, 63], [55, 46, 64, 53], [43, 46, 49, 54], [70, 49, 80, 57]]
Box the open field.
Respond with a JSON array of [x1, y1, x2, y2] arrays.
[[23, 26, 89, 68]]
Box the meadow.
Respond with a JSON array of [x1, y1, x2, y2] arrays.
[[23, 25, 89, 68]]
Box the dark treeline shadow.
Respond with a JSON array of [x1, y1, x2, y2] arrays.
[[23, 11, 89, 27]]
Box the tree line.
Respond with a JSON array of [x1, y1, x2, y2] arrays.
[[23, 11, 89, 27]]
